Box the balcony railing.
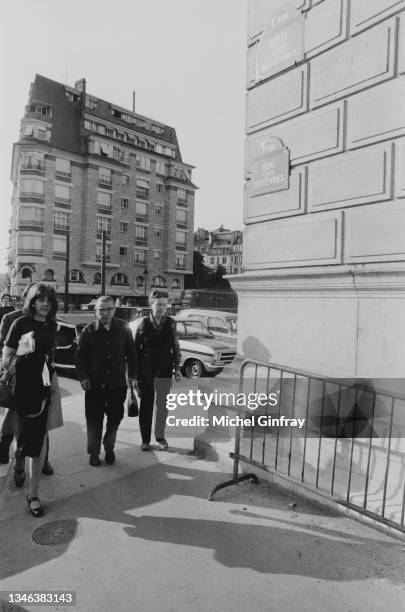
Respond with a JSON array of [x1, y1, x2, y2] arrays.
[[20, 162, 45, 175], [135, 238, 148, 246], [176, 221, 187, 229], [18, 248, 44, 256], [175, 244, 187, 252], [136, 190, 150, 200], [96, 231, 111, 240], [175, 263, 186, 270], [98, 176, 112, 187], [55, 170, 71, 180], [20, 191, 44, 200], [96, 254, 111, 263], [54, 222, 70, 231], [19, 220, 44, 229]]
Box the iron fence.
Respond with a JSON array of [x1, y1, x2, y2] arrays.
[[209, 359, 405, 533]]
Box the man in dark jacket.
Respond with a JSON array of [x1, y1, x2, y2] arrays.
[[75, 295, 137, 466], [132, 290, 182, 451]]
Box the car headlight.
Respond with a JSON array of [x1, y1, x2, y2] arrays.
[[213, 351, 221, 362]]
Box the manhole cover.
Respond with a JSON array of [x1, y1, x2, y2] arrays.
[[32, 520, 77, 545]]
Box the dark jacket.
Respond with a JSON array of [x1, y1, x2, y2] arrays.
[[75, 317, 137, 390], [133, 315, 181, 379]]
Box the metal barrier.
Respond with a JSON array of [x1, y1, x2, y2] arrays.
[[208, 359, 405, 533]]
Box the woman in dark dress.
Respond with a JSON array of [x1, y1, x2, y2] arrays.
[[2, 283, 58, 517]]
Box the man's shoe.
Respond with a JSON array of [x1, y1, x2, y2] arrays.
[[105, 450, 115, 465], [42, 460, 54, 476], [89, 454, 101, 466], [156, 438, 169, 451], [0, 444, 9, 464], [141, 443, 150, 451]]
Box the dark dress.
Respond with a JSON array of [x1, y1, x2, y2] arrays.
[[5, 316, 57, 456]]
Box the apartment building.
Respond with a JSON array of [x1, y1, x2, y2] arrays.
[[194, 226, 243, 275], [7, 74, 196, 304]]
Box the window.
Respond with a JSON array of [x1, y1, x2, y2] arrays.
[[177, 188, 187, 201], [19, 206, 44, 227], [37, 129, 47, 141], [136, 179, 150, 199], [121, 198, 129, 209], [98, 167, 112, 186], [20, 179, 44, 196], [208, 317, 228, 334], [175, 253, 186, 270], [155, 207, 162, 216], [117, 132, 125, 141], [176, 231, 186, 249], [69, 269, 84, 282], [97, 215, 111, 237], [55, 183, 71, 202], [172, 278, 180, 289], [155, 161, 165, 175], [122, 174, 129, 187], [210, 258, 215, 264], [136, 155, 150, 171], [120, 222, 128, 233], [176, 209, 187, 226], [135, 225, 147, 243], [53, 210, 70, 230], [86, 97, 98, 110], [52, 235, 67, 256], [96, 242, 111, 262], [135, 201, 148, 219], [135, 250, 147, 265], [105, 127, 114, 137], [97, 191, 112, 208], [222, 257, 227, 264], [43, 269, 54, 281], [153, 250, 160, 260], [136, 275, 144, 287], [156, 183, 164, 194], [55, 158, 71, 178], [120, 246, 128, 256], [18, 234, 44, 255], [152, 275, 166, 287], [21, 153, 44, 171], [21, 267, 33, 279], [111, 273, 128, 286], [154, 229, 162, 238]]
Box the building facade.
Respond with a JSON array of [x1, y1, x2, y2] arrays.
[[231, 0, 405, 382], [7, 75, 196, 305], [194, 226, 243, 275]]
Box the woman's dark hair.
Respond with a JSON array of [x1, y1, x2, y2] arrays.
[[23, 283, 58, 320]]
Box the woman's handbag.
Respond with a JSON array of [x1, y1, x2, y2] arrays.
[[0, 368, 16, 409], [126, 385, 139, 417]]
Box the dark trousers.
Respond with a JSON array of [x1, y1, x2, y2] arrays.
[[139, 376, 172, 444], [85, 387, 126, 455]]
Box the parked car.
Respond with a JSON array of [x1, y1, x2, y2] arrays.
[[80, 299, 98, 311], [54, 319, 83, 369], [176, 309, 237, 345], [129, 317, 237, 378]]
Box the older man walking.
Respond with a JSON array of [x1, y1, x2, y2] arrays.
[[75, 296, 137, 466]]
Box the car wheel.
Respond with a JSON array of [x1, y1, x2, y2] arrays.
[[185, 359, 204, 379]]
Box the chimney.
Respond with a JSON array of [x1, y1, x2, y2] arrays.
[[132, 90, 136, 112], [75, 78, 86, 93]]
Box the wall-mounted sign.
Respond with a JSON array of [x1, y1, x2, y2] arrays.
[[251, 137, 290, 196], [256, 5, 304, 81]]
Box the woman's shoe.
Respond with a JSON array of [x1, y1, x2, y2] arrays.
[[14, 468, 26, 488], [27, 495, 43, 518]]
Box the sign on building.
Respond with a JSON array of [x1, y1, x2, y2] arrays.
[[256, 5, 304, 81], [251, 137, 290, 195]]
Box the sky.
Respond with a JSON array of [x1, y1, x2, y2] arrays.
[[0, 0, 248, 274]]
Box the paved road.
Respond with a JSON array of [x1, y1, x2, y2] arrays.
[[0, 375, 404, 612]]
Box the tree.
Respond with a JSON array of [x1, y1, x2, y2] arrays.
[[185, 251, 210, 289], [207, 265, 231, 290]]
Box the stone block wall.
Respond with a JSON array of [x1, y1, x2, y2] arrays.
[[232, 0, 405, 380]]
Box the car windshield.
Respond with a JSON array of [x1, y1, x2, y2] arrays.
[[176, 321, 214, 339], [226, 318, 237, 335]]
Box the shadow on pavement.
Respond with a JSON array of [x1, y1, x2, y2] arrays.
[[1, 453, 404, 585]]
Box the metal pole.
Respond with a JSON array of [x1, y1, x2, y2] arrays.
[[64, 230, 70, 313], [143, 266, 148, 301], [101, 230, 106, 295]]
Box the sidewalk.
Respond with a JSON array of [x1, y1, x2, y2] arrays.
[[0, 377, 404, 612]]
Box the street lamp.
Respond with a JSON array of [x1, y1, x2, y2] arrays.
[[63, 229, 70, 314], [143, 266, 148, 300]]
